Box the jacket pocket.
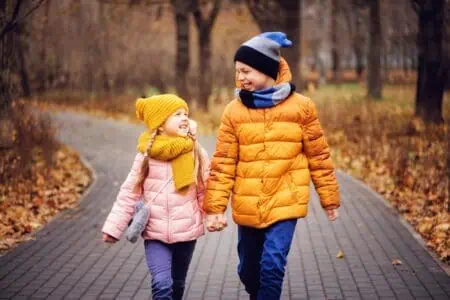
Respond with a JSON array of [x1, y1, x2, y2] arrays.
[[287, 173, 308, 205]]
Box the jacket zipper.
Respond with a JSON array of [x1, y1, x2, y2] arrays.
[[259, 108, 267, 222]]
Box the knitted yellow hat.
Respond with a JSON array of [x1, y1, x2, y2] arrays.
[[136, 94, 189, 131]]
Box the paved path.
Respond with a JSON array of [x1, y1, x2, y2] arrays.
[[0, 111, 449, 300]]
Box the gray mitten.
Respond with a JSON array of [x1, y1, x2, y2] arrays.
[[126, 202, 150, 243]]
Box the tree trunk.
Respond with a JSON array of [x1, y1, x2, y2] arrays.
[[245, 0, 302, 85], [383, 41, 389, 81], [172, 0, 191, 102], [246, 0, 283, 32], [193, 0, 221, 111], [331, 0, 340, 83], [354, 45, 364, 80], [367, 0, 382, 99], [0, 1, 14, 118], [37, 0, 50, 92], [81, 2, 94, 92], [279, 0, 301, 86], [99, 1, 110, 92], [354, 5, 364, 80], [318, 0, 327, 85], [402, 34, 409, 75], [198, 29, 212, 111], [414, 0, 446, 123], [16, 26, 30, 97], [0, 39, 12, 118]]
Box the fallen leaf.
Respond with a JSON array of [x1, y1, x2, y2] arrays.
[[32, 197, 44, 206], [435, 223, 450, 232], [336, 250, 344, 259], [22, 224, 32, 233], [418, 222, 433, 234], [30, 222, 41, 229]]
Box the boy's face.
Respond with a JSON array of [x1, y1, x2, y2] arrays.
[[159, 108, 190, 137], [235, 61, 275, 91]]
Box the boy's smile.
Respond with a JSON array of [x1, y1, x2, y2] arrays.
[[235, 61, 275, 91]]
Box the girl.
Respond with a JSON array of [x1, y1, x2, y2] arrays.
[[203, 32, 340, 300], [102, 94, 209, 300]]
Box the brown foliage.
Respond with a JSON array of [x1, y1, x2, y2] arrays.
[[1, 100, 59, 183], [0, 145, 91, 254], [313, 86, 449, 263], [0, 101, 92, 255]]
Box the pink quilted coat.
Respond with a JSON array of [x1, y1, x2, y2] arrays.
[[102, 150, 209, 244]]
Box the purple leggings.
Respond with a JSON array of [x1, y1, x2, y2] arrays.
[[144, 239, 196, 300]]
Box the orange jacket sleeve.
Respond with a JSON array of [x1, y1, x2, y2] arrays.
[[302, 99, 340, 209], [203, 103, 239, 214]]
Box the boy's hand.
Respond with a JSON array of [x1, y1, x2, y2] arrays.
[[103, 233, 118, 243], [206, 214, 228, 232], [326, 208, 339, 222]]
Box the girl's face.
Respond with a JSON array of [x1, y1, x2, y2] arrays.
[[235, 61, 276, 91], [159, 108, 190, 137]]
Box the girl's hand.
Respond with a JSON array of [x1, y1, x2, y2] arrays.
[[206, 214, 227, 232], [326, 208, 339, 222], [188, 119, 197, 141], [103, 233, 118, 243]]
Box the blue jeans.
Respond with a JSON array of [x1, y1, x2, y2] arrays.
[[237, 219, 297, 300], [144, 240, 196, 300]]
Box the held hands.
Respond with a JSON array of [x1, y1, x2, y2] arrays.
[[103, 233, 118, 243], [205, 213, 228, 232], [326, 208, 339, 222]]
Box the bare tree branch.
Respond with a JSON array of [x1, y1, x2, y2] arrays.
[[193, 0, 222, 31], [192, 0, 203, 28], [0, 0, 47, 40], [245, 0, 283, 31], [0, 0, 24, 40], [342, 3, 354, 39], [206, 0, 221, 29], [14, 0, 47, 25], [97, 0, 168, 5], [411, 0, 421, 13]]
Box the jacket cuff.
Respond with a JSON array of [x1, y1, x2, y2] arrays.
[[323, 203, 340, 210], [102, 222, 123, 240]]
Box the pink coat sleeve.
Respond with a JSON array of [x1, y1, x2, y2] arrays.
[[102, 153, 145, 239]]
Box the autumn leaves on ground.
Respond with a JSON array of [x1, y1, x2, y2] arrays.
[[316, 84, 449, 263], [0, 103, 92, 254], [1, 83, 447, 263]]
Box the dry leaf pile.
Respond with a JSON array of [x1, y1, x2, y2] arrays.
[[0, 102, 92, 255], [314, 87, 449, 264], [0, 146, 91, 254]]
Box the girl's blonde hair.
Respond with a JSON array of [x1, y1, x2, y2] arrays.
[[134, 130, 207, 193]]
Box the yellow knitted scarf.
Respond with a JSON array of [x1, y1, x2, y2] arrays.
[[137, 132, 195, 191]]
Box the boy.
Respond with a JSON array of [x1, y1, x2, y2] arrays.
[[204, 32, 340, 300]]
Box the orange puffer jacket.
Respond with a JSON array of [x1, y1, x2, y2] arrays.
[[204, 58, 340, 228]]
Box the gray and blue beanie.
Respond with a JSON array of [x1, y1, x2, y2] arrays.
[[234, 32, 292, 80]]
